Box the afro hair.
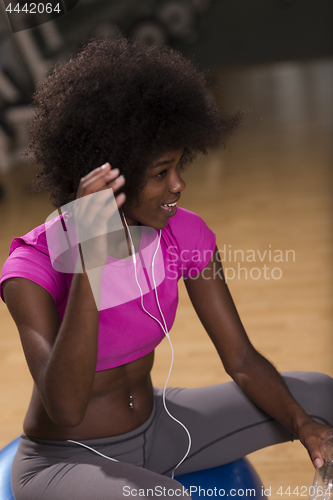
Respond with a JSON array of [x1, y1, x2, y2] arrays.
[[27, 36, 241, 208]]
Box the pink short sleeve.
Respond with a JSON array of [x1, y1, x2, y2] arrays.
[[0, 238, 68, 307]]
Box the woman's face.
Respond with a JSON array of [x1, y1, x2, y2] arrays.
[[123, 149, 186, 229]]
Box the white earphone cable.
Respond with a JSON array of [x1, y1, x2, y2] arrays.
[[123, 217, 192, 478], [67, 215, 192, 477], [66, 439, 119, 461]]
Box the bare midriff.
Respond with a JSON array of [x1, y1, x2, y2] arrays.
[[23, 351, 155, 441]]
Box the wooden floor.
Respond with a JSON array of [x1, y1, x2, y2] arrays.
[[0, 58, 332, 499]]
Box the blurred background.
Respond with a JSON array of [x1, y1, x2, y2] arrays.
[[0, 1, 332, 498]]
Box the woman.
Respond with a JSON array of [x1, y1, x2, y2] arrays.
[[1, 37, 332, 500]]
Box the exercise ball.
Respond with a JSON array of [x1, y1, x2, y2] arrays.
[[0, 437, 20, 500], [176, 458, 266, 500]]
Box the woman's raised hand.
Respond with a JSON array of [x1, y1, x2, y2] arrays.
[[74, 163, 126, 271]]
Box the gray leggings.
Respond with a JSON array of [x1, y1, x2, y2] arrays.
[[11, 372, 333, 500]]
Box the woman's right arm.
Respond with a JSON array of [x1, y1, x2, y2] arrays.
[[2, 164, 126, 428]]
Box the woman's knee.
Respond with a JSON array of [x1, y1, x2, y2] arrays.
[[281, 371, 333, 425]]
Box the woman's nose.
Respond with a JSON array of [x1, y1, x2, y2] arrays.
[[170, 171, 186, 193]]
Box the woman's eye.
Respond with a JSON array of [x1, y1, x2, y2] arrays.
[[155, 169, 168, 178]]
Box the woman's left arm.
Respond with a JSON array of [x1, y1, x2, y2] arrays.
[[184, 245, 331, 468]]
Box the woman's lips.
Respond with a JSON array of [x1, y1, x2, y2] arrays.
[[160, 202, 177, 215]]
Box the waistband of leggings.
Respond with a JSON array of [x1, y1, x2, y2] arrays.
[[22, 399, 157, 448]]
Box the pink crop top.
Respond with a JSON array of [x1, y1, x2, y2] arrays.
[[0, 207, 216, 371]]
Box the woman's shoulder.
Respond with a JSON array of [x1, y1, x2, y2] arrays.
[[8, 221, 49, 257], [1, 214, 71, 306], [8, 211, 73, 256]]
